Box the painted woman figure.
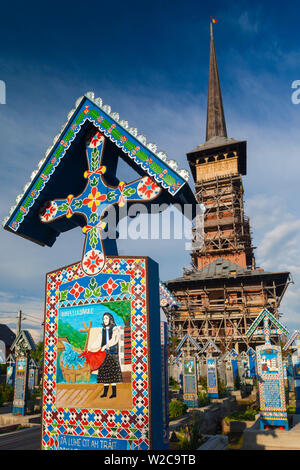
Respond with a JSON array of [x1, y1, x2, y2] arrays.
[[97, 312, 123, 399]]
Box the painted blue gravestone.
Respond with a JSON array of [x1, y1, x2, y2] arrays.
[[247, 347, 257, 378], [237, 351, 250, 384], [282, 362, 288, 392], [246, 308, 289, 430], [183, 357, 198, 407], [175, 351, 183, 387], [222, 351, 235, 391], [10, 331, 36, 416], [28, 358, 39, 390], [3, 92, 198, 450], [200, 354, 207, 378], [176, 334, 200, 407], [217, 355, 226, 387], [202, 340, 220, 398], [6, 353, 15, 386], [171, 350, 183, 394], [283, 331, 300, 413], [160, 318, 169, 447], [0, 340, 5, 364], [286, 354, 294, 392], [195, 353, 202, 382], [230, 349, 238, 380]]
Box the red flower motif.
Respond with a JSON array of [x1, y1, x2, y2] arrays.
[[138, 177, 160, 199], [83, 186, 106, 213], [69, 282, 84, 299], [102, 278, 118, 295], [90, 131, 104, 147], [83, 250, 104, 274], [40, 202, 57, 221]]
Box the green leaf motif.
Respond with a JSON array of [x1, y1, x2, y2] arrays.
[[59, 290, 68, 301], [94, 287, 101, 297], [57, 203, 69, 211], [74, 199, 83, 209], [107, 191, 116, 201], [84, 289, 93, 298], [91, 147, 100, 172], [89, 213, 99, 223], [84, 277, 101, 298], [89, 227, 98, 250], [89, 278, 97, 291], [120, 282, 130, 293], [90, 176, 99, 187], [123, 187, 136, 197]]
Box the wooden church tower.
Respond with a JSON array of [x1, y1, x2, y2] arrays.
[[189, 22, 253, 271], [164, 23, 292, 352]]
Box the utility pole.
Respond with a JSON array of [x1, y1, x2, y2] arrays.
[[17, 310, 25, 335]]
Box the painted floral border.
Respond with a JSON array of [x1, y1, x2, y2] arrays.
[[7, 97, 185, 233], [41, 256, 151, 451]]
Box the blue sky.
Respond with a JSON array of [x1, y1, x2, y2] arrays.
[[0, 0, 300, 341]]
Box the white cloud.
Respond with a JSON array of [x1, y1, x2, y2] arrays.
[[246, 192, 300, 332], [238, 11, 261, 34]]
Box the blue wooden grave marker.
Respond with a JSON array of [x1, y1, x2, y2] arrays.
[[202, 340, 220, 398], [6, 353, 16, 386], [230, 348, 239, 379], [10, 331, 36, 416], [246, 308, 289, 430], [28, 358, 39, 390], [222, 351, 235, 391], [237, 351, 250, 384], [160, 319, 169, 447], [176, 334, 200, 407], [247, 347, 257, 378]]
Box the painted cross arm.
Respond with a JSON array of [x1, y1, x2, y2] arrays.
[[39, 130, 163, 275], [246, 308, 289, 344]]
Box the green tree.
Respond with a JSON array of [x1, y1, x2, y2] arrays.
[[31, 341, 44, 363], [102, 301, 131, 326]]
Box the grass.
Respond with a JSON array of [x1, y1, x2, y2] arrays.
[[169, 377, 180, 390], [198, 391, 211, 408], [223, 406, 257, 422], [169, 400, 187, 420], [175, 420, 205, 450]]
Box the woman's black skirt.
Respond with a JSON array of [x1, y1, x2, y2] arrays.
[[97, 353, 123, 384]]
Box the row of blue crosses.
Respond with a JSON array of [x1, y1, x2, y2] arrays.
[[40, 131, 162, 275]]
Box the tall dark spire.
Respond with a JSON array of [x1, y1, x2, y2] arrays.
[[205, 22, 227, 141]]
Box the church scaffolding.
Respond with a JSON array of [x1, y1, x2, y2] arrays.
[[164, 22, 292, 354]]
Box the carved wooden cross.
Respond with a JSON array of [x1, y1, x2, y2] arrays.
[[40, 130, 162, 275], [255, 316, 282, 345], [246, 308, 288, 346]]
